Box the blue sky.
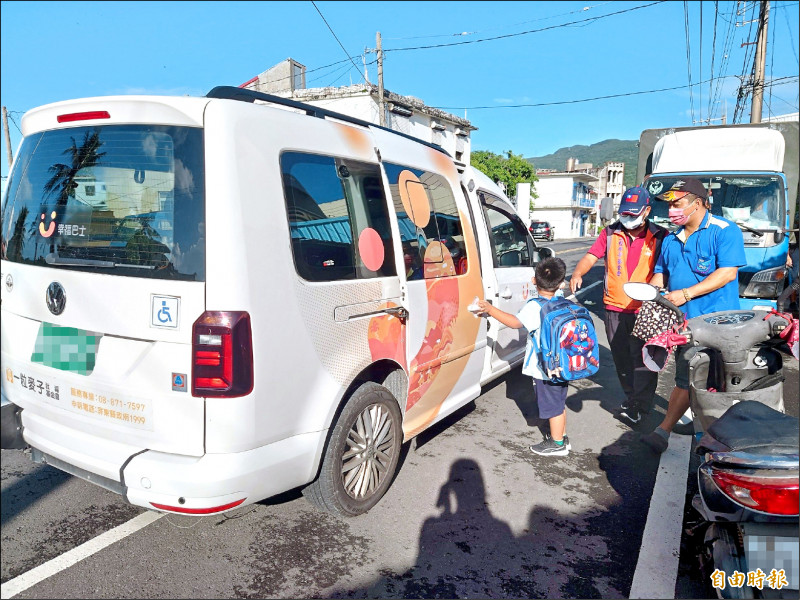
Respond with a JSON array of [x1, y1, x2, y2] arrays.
[[1, 0, 798, 187]]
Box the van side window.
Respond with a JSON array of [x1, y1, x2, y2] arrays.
[[383, 162, 467, 279], [281, 152, 396, 282], [480, 192, 532, 268]]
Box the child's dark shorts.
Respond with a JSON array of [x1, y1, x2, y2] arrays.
[[533, 378, 568, 419]]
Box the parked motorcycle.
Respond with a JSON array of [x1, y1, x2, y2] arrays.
[[623, 282, 799, 599]]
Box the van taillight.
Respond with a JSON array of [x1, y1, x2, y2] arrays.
[[57, 111, 111, 123], [711, 468, 799, 516], [192, 311, 253, 397]]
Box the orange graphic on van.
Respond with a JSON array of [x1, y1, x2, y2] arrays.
[[358, 227, 385, 272], [39, 211, 57, 238]]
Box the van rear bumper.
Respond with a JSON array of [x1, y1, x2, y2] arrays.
[[20, 409, 327, 514], [124, 431, 326, 514]]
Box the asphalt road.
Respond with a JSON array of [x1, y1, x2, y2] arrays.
[[1, 236, 797, 599]]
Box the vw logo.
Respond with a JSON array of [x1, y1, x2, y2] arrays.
[[46, 282, 66, 316]]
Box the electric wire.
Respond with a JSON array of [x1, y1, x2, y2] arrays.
[[733, 1, 759, 123], [768, 2, 777, 117], [782, 4, 799, 65], [699, 1, 704, 122], [383, 1, 616, 40], [310, 1, 367, 83], [239, 57, 353, 91], [707, 1, 719, 122], [684, 1, 696, 124], [709, 2, 739, 121], [383, 1, 665, 52], [430, 75, 798, 111]]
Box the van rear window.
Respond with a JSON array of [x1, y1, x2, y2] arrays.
[[1, 125, 205, 280]]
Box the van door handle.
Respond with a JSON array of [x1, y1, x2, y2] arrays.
[[500, 287, 513, 299], [382, 306, 409, 320], [343, 306, 408, 322]]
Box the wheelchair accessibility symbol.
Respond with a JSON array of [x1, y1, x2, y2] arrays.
[[151, 295, 180, 329]]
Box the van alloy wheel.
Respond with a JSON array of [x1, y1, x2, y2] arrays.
[[341, 404, 396, 499], [303, 381, 402, 516]]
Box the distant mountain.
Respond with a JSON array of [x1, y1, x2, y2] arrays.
[[526, 139, 639, 188]]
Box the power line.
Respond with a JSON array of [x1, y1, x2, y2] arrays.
[[782, 4, 800, 65], [430, 75, 798, 111], [707, 1, 719, 121], [384, 1, 666, 52], [383, 1, 615, 41], [699, 1, 704, 121], [684, 1, 696, 123], [709, 2, 739, 121], [310, 1, 366, 83], [239, 57, 353, 92], [733, 1, 759, 123]]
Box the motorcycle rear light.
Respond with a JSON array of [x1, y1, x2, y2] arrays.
[[192, 311, 253, 398], [711, 468, 799, 516], [57, 110, 111, 123]]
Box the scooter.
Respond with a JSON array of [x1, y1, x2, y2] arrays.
[[624, 282, 799, 599]]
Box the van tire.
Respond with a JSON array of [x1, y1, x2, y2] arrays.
[[304, 382, 402, 517]]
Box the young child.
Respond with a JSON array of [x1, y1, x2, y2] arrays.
[[476, 257, 571, 457]]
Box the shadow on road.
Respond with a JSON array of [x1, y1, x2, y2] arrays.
[[326, 431, 661, 600], [0, 457, 71, 526]]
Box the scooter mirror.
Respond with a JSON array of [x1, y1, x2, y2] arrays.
[[623, 282, 659, 301]]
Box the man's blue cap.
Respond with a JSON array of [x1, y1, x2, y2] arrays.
[[619, 186, 652, 216]]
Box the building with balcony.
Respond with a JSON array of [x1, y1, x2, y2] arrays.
[[533, 171, 598, 238]]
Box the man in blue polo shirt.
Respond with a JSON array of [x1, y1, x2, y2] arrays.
[[641, 177, 746, 453]]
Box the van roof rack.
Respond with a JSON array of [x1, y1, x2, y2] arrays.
[[206, 86, 451, 158]]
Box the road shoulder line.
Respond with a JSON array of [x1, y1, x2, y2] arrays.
[[628, 432, 692, 599], [0, 511, 163, 599]]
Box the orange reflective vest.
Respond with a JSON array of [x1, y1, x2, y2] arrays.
[[603, 222, 666, 311]]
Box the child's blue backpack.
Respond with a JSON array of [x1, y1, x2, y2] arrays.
[[527, 296, 599, 383]]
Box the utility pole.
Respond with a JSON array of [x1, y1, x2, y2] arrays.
[[750, 0, 769, 124], [2, 106, 12, 168], [376, 31, 386, 127]]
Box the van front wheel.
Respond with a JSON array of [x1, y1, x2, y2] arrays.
[[304, 382, 402, 516]]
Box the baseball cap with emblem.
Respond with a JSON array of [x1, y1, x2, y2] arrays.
[[656, 177, 708, 202], [619, 186, 652, 216]]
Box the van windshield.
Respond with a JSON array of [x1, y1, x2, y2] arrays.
[[1, 125, 205, 280]]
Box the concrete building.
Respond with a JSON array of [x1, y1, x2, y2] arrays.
[[533, 171, 598, 239], [242, 59, 477, 164], [594, 161, 625, 214]]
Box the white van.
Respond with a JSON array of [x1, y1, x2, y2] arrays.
[[1, 87, 551, 516]]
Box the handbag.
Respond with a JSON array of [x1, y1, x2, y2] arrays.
[[632, 300, 682, 342]]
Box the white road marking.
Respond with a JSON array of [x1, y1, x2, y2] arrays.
[[0, 511, 163, 599], [629, 432, 693, 599], [565, 279, 603, 302], [554, 247, 591, 255]]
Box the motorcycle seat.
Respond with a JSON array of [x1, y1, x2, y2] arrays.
[[706, 400, 799, 454]]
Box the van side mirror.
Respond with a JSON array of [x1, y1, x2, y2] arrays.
[[774, 231, 785, 244], [538, 247, 553, 259]]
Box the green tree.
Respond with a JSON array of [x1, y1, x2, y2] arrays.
[[471, 150, 538, 204]]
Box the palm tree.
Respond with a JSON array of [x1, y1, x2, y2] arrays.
[[43, 130, 106, 207]]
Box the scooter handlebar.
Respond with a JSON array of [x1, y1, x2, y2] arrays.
[[653, 293, 685, 322]]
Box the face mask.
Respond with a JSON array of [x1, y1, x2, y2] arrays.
[[619, 213, 646, 229], [668, 200, 699, 226]]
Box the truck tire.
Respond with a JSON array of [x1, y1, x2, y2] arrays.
[[304, 382, 402, 517]]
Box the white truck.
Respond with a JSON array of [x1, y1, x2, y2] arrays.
[[1, 86, 552, 517], [637, 121, 799, 310]]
